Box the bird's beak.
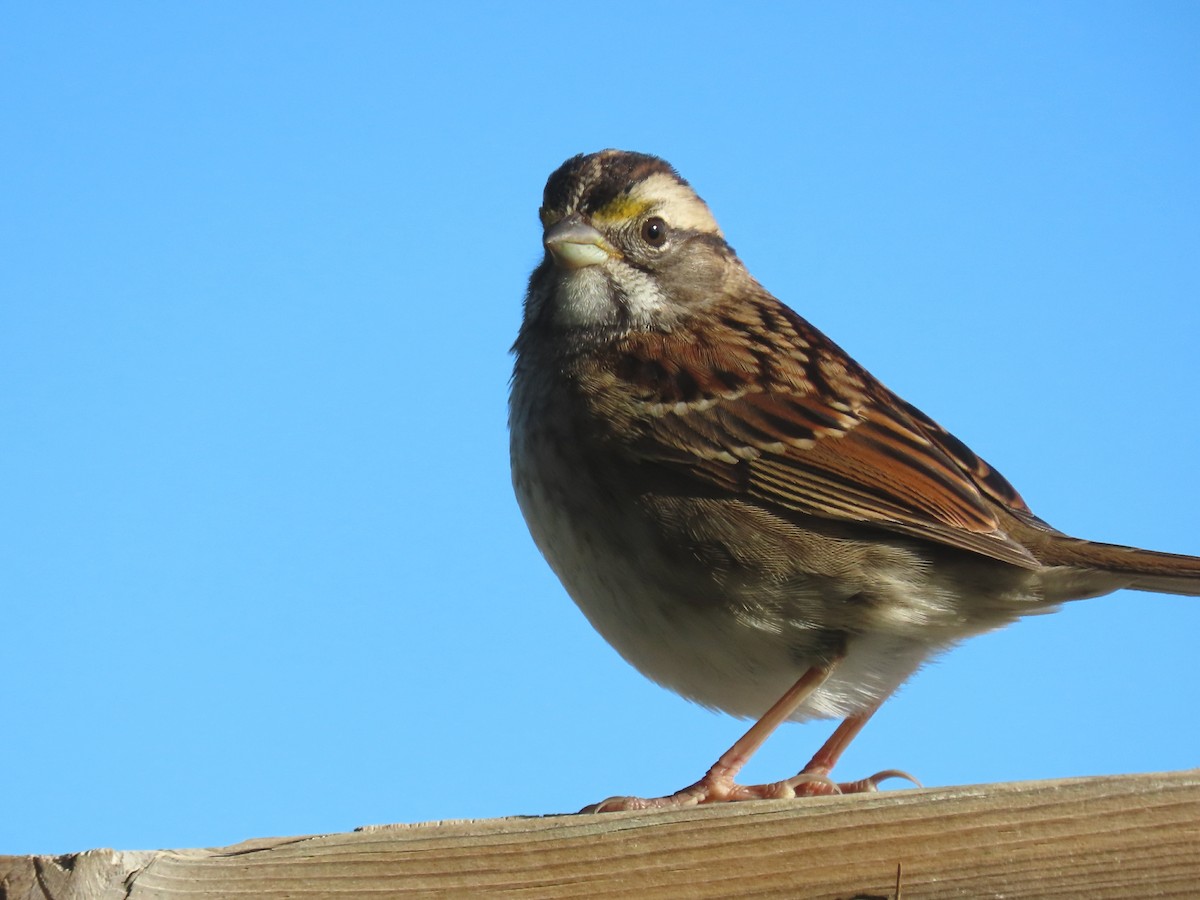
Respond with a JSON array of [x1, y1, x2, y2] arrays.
[[543, 215, 612, 270]]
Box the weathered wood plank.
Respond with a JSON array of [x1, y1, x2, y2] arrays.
[[4, 771, 1198, 899]]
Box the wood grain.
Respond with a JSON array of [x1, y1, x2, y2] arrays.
[[3, 771, 1198, 899]]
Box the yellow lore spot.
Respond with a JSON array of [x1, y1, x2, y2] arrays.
[[592, 196, 651, 227]]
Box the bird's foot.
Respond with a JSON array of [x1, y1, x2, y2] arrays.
[[581, 772, 791, 813], [581, 767, 919, 812]]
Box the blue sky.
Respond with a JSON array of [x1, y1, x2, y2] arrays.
[[4, 3, 1198, 856]]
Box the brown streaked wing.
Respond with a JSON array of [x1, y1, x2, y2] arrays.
[[612, 342, 1041, 569], [891, 395, 1033, 515]]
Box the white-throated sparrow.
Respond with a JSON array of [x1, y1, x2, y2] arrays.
[[509, 149, 1200, 811]]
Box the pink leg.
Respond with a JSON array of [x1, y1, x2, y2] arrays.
[[584, 663, 917, 813], [585, 661, 838, 812]]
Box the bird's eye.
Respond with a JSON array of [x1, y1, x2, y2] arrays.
[[640, 216, 669, 248]]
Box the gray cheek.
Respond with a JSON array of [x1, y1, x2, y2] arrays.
[[652, 244, 733, 310]]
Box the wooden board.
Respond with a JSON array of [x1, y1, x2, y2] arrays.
[[3, 770, 1199, 899]]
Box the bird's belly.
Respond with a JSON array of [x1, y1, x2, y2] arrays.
[[511, 446, 963, 721]]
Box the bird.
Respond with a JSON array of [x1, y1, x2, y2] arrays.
[[508, 149, 1200, 811]]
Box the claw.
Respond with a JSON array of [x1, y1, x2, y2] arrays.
[[780, 772, 842, 796], [581, 796, 639, 814], [873, 768, 922, 788], [830, 768, 922, 794]]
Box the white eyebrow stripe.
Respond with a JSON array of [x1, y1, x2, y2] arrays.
[[629, 173, 723, 237]]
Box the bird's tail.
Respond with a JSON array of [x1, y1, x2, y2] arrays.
[[1033, 535, 1200, 597]]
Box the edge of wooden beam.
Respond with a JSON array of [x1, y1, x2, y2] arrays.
[[3, 769, 1199, 899]]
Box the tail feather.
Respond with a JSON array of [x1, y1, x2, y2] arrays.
[[1034, 535, 1200, 598]]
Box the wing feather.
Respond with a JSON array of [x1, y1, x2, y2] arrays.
[[593, 302, 1041, 569]]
